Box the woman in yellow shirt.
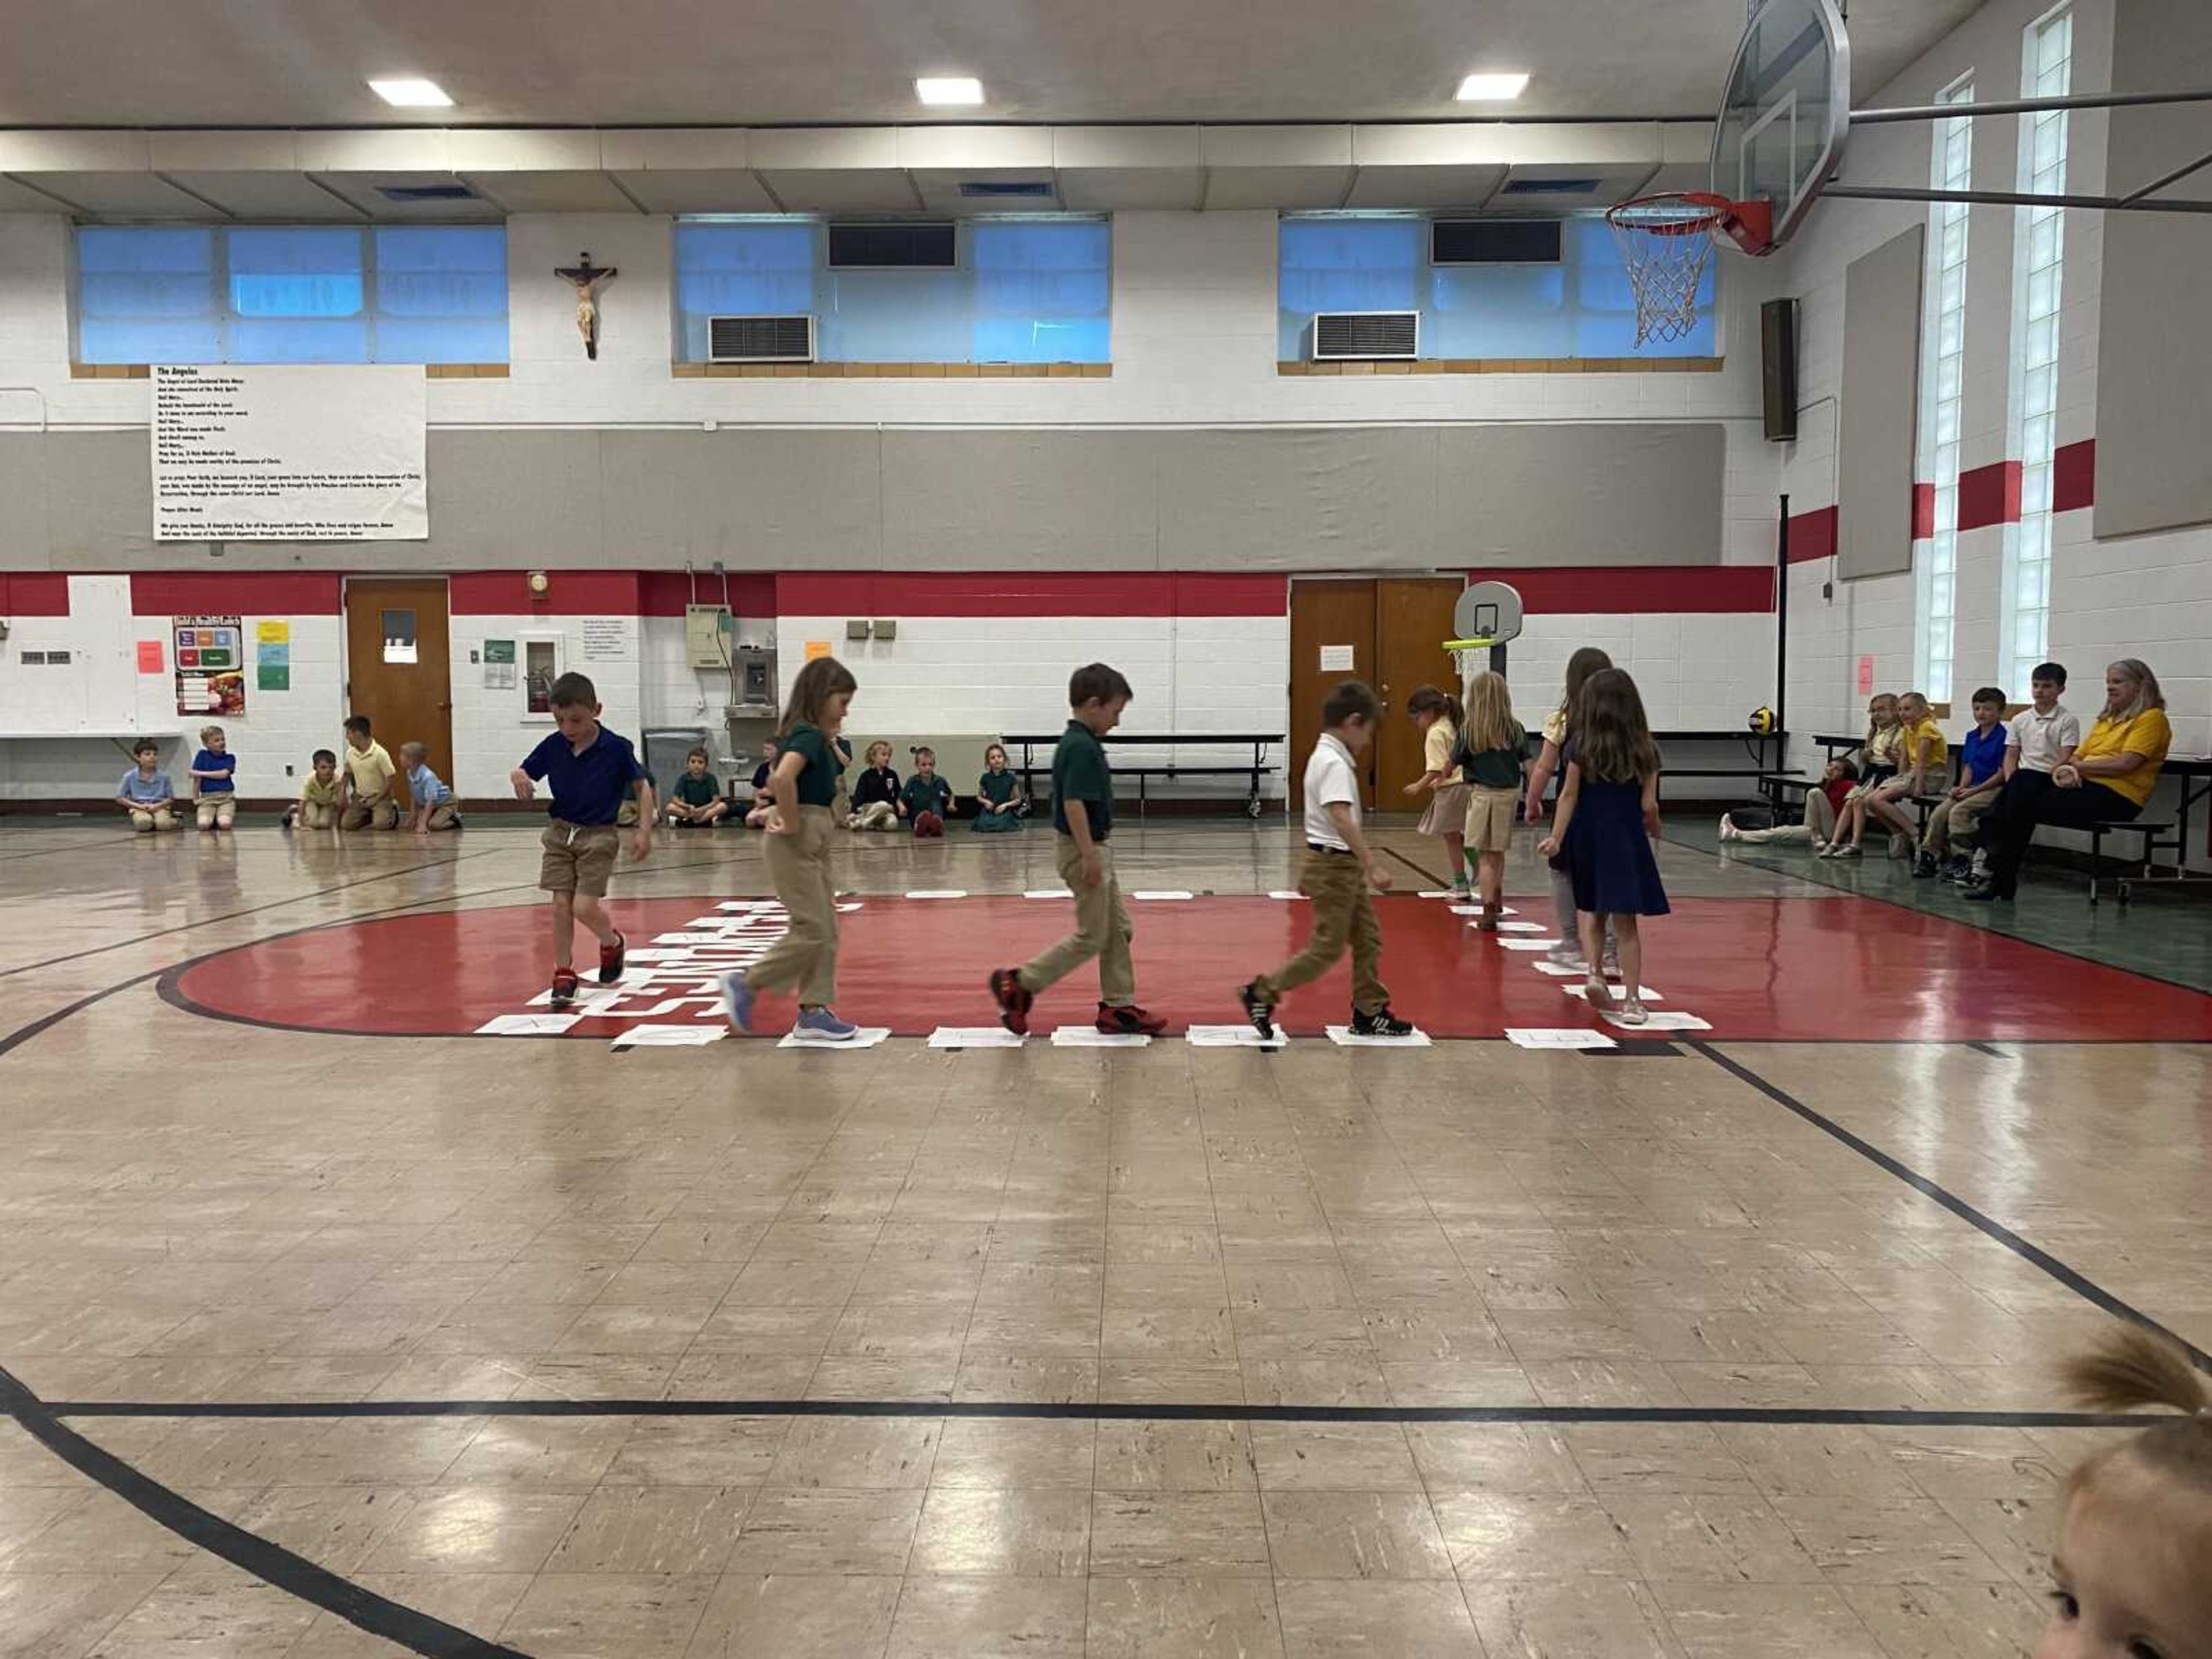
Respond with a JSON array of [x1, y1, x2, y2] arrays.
[[1967, 658, 2171, 902]]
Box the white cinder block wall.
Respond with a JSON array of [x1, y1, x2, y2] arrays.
[[1774, 0, 2207, 866], [446, 612, 643, 801]]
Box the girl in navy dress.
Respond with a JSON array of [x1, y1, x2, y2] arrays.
[[972, 743, 1026, 832], [1537, 668, 1668, 1025]]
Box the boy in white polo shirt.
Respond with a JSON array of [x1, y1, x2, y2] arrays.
[[1961, 661, 2081, 885], [1239, 680, 1412, 1040]]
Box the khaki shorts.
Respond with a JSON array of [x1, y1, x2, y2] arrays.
[[539, 821, 620, 897], [1463, 785, 1518, 854]]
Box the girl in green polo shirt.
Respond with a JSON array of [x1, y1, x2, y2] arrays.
[[721, 656, 862, 1043]]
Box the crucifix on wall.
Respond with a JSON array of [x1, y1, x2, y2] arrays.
[[554, 253, 618, 359]]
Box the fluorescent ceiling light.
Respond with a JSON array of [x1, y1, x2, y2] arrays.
[[916, 77, 985, 105], [368, 77, 453, 107], [1455, 72, 1531, 101]]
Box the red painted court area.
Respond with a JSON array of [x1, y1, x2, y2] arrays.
[[169, 895, 2212, 1044]]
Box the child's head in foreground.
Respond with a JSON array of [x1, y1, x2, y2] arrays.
[[2036, 1321, 2212, 1659]]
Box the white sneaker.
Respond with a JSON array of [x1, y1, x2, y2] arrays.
[[1546, 942, 1587, 971], [1618, 999, 1649, 1027], [1718, 816, 1739, 842]]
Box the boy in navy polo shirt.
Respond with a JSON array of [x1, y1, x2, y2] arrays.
[[510, 672, 654, 1008]]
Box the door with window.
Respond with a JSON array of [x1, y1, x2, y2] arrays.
[[1288, 576, 1464, 810], [343, 579, 452, 800]]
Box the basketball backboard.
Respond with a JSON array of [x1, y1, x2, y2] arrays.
[[1712, 0, 1853, 254], [1450, 581, 1524, 649]]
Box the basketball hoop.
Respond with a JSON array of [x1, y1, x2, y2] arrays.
[[1606, 192, 1772, 346], [1444, 638, 1494, 685]]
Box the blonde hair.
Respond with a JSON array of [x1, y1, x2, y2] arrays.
[[2106, 658, 2166, 720], [1464, 671, 1520, 754], [1898, 691, 1930, 718], [400, 741, 426, 764], [2059, 1322, 2212, 1509], [199, 724, 224, 743], [866, 740, 893, 767], [1865, 693, 1900, 744]]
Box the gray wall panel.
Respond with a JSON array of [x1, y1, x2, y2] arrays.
[[1839, 225, 1924, 581], [2095, 0, 2212, 539], [882, 430, 1159, 570], [3, 421, 1730, 574], [1436, 423, 1725, 566]]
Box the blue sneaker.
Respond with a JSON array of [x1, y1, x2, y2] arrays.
[[718, 969, 755, 1033], [791, 1006, 859, 1043]]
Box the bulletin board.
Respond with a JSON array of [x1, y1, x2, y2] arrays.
[[173, 615, 246, 716]]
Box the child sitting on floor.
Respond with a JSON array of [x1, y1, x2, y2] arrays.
[[846, 740, 900, 831], [190, 724, 238, 831], [116, 739, 177, 833], [293, 749, 342, 830], [1719, 757, 1858, 848], [972, 743, 1025, 832], [901, 745, 952, 837], [400, 741, 461, 834], [665, 746, 729, 828], [746, 738, 781, 828]]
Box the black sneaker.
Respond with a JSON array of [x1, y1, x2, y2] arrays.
[[598, 930, 626, 984], [1238, 982, 1277, 1041], [1942, 857, 1972, 882], [1960, 884, 2010, 903], [550, 968, 581, 1009], [1350, 1007, 1415, 1038], [1911, 853, 1938, 878]]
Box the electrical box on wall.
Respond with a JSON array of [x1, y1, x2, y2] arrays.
[[685, 604, 734, 669]]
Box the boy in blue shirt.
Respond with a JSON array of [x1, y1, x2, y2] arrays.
[[510, 673, 654, 1008], [1915, 685, 2008, 880], [400, 741, 461, 835], [190, 724, 237, 831], [116, 738, 177, 833]]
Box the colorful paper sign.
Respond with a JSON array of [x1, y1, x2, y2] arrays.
[[173, 615, 245, 715], [1856, 654, 1875, 695], [136, 640, 165, 674], [804, 640, 832, 661], [256, 620, 290, 645]]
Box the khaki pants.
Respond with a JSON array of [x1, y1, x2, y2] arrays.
[[298, 800, 336, 830], [1253, 849, 1388, 1015], [753, 805, 839, 1005], [342, 791, 398, 831], [1921, 791, 1993, 857], [847, 802, 897, 831], [1735, 790, 1837, 844], [196, 795, 236, 831], [130, 807, 176, 833], [1018, 837, 1135, 1007], [419, 802, 459, 831]]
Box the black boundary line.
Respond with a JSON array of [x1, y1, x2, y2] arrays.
[[0, 1362, 526, 1657], [1660, 825, 2212, 999], [1687, 1038, 2212, 1372], [1966, 1039, 2011, 1058], [39, 1397, 2163, 1428]]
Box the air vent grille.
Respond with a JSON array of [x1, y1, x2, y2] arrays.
[[708, 315, 816, 363], [1431, 219, 1564, 264], [1312, 310, 1420, 361], [376, 183, 479, 203]]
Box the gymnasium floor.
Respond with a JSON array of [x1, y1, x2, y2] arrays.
[[1, 813, 2206, 1657]]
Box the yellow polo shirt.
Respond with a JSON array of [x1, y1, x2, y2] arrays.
[[2074, 709, 2171, 808], [344, 740, 396, 798], [1903, 718, 1947, 774]]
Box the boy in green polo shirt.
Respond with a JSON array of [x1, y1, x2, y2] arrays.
[[990, 663, 1168, 1037]]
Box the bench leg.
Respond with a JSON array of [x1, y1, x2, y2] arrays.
[[2088, 828, 2101, 906]]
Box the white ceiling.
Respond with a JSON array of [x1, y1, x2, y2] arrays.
[[0, 0, 1978, 128]]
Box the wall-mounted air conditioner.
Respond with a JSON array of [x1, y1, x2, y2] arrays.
[[708, 315, 816, 363], [1311, 310, 1421, 362]]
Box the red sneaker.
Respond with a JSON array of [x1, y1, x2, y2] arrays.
[[1096, 1003, 1168, 1037], [990, 968, 1033, 1036], [598, 930, 626, 984], [551, 968, 581, 1009]]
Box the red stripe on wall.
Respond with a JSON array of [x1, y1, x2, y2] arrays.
[[448, 572, 642, 616], [1463, 566, 1774, 614], [638, 572, 777, 618], [2052, 438, 2096, 512], [772, 572, 1288, 618], [1785, 506, 1838, 565], [0, 574, 71, 616], [1955, 460, 2022, 531], [130, 574, 342, 615], [1911, 483, 1936, 540]]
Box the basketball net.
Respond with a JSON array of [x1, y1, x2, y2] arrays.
[[1606, 192, 1730, 347]]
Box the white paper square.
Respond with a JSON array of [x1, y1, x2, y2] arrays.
[[1561, 982, 1663, 1002], [1448, 904, 1518, 917], [611, 1023, 726, 1048], [905, 889, 967, 900], [1325, 1025, 1432, 1047], [652, 931, 728, 945], [835, 902, 865, 913], [1415, 890, 1460, 900], [715, 900, 782, 912], [1601, 1010, 1711, 1031], [928, 1026, 1025, 1049], [1267, 890, 1308, 902], [777, 1025, 895, 1050], [1506, 1028, 1618, 1050], [1494, 921, 1546, 933], [1025, 888, 1074, 900], [1529, 959, 1585, 976], [1185, 1023, 1287, 1049], [1051, 1027, 1153, 1047], [1498, 938, 1565, 952], [476, 1012, 584, 1036], [1130, 891, 1194, 901]]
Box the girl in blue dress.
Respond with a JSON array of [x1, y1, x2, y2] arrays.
[[972, 743, 1026, 832], [1537, 668, 1668, 1025]]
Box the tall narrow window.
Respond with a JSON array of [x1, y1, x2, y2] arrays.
[[1915, 77, 1974, 703], [2006, 6, 2072, 684]]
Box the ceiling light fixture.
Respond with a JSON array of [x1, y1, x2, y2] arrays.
[[1455, 72, 1531, 101], [915, 77, 985, 106], [368, 77, 453, 108]]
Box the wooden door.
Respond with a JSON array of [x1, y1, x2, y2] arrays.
[[1289, 579, 1378, 810], [343, 578, 453, 799], [1373, 578, 1465, 807]]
